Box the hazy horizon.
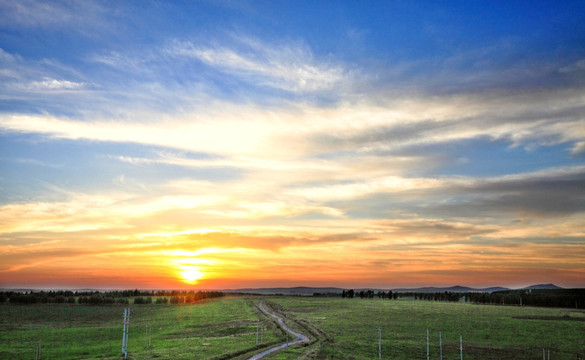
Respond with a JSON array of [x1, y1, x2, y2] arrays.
[[1, 1, 584, 290], [0, 282, 563, 292]]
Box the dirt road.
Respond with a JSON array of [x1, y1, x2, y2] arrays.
[[247, 301, 309, 360]]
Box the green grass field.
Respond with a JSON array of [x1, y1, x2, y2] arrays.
[[0, 297, 284, 360], [264, 297, 585, 360], [1, 296, 584, 359]]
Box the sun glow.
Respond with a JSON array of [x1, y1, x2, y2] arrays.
[[180, 266, 204, 284]]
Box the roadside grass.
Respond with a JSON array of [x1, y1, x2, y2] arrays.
[[0, 297, 282, 360], [265, 297, 585, 360]]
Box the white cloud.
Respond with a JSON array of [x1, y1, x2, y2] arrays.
[[559, 59, 585, 74], [0, 191, 224, 234], [0, 48, 88, 100], [286, 176, 447, 202], [0, 48, 19, 63], [571, 141, 585, 157], [1, 36, 584, 240], [0, 157, 62, 168], [26, 78, 86, 91], [284, 165, 585, 205], [2, 86, 582, 163], [166, 38, 347, 93], [90, 50, 156, 76]]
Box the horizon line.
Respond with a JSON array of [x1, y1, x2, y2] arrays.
[[0, 283, 571, 292]]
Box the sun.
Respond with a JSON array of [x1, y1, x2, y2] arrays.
[[180, 267, 204, 284]]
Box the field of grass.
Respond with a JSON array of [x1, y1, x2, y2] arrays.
[[2, 296, 585, 360], [0, 297, 285, 360], [264, 297, 585, 360]]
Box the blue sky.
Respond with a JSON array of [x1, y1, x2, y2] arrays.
[[0, 1, 584, 289]]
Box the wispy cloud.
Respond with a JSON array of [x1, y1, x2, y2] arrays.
[[0, 0, 113, 34], [1, 87, 583, 160], [559, 58, 585, 74], [429, 166, 585, 218], [285, 175, 448, 202], [21, 78, 86, 92], [165, 37, 348, 93], [572, 141, 585, 157], [0, 48, 89, 108]]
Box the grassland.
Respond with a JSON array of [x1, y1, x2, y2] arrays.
[[1, 296, 584, 359], [0, 297, 285, 360], [263, 297, 585, 360]]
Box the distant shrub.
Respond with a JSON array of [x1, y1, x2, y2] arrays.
[[78, 294, 115, 305], [9, 294, 38, 304], [155, 297, 168, 304], [133, 297, 145, 304], [133, 297, 152, 305]]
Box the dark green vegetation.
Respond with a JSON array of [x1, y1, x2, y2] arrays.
[[1, 295, 585, 359], [340, 288, 585, 308], [467, 289, 585, 308], [0, 297, 285, 360], [1, 290, 225, 305]]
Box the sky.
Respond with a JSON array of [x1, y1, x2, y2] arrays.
[[0, 1, 584, 290]]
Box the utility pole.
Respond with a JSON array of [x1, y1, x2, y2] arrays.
[[122, 309, 126, 355], [378, 328, 382, 360], [36, 340, 41, 360], [144, 325, 151, 349], [439, 331, 443, 360], [122, 309, 127, 356], [126, 308, 130, 353], [427, 329, 430, 360], [122, 308, 130, 359], [460, 335, 463, 360]]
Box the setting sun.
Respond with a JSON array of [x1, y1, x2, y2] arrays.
[[180, 267, 204, 284]]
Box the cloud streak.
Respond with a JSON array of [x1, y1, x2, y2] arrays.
[[1, 87, 583, 161], [166, 37, 347, 93]]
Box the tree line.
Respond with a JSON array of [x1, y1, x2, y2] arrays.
[[466, 289, 585, 308], [0, 290, 225, 305], [339, 289, 585, 308], [342, 289, 398, 299]]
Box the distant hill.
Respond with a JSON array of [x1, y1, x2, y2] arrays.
[[390, 285, 509, 293], [522, 284, 562, 290]]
